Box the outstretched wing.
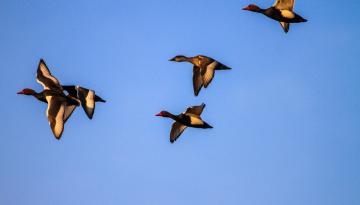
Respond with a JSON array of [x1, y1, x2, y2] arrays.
[[274, 0, 295, 11], [76, 86, 96, 119], [185, 103, 206, 116], [170, 122, 187, 143], [63, 103, 77, 123], [45, 96, 66, 139], [36, 59, 63, 91], [279, 22, 290, 33], [193, 66, 203, 96], [201, 61, 217, 88]]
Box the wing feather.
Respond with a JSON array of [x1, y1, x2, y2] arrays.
[[193, 66, 203, 96], [185, 103, 205, 116], [279, 22, 290, 33], [170, 122, 187, 143], [63, 104, 77, 123], [274, 0, 294, 11], [76, 86, 96, 119], [202, 61, 217, 88], [36, 59, 63, 91], [46, 96, 66, 139]]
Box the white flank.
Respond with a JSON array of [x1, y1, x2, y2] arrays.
[[280, 10, 295, 19], [190, 116, 204, 125]]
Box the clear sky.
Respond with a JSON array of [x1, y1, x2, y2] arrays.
[[1, 0, 359, 204]]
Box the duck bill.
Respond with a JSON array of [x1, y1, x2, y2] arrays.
[[155, 113, 162, 117], [242, 6, 250, 10], [169, 57, 175, 61], [17, 91, 25, 94]]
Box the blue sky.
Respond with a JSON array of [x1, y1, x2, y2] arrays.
[[1, 0, 359, 204]]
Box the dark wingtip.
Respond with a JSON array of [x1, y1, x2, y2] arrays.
[[170, 139, 175, 143], [223, 65, 232, 70], [218, 64, 232, 70], [95, 95, 106, 103]]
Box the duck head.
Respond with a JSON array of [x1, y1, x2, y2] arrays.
[[155, 111, 172, 118], [17, 88, 36, 95], [169, 55, 189, 62], [243, 4, 261, 12]]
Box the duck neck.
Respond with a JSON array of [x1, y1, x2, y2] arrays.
[[251, 7, 265, 14], [33, 91, 47, 103], [178, 56, 192, 63], [164, 112, 178, 121]]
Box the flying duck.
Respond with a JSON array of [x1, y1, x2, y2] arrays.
[[243, 0, 307, 33], [170, 55, 231, 96], [156, 103, 213, 143], [62, 85, 106, 119], [18, 59, 79, 139]]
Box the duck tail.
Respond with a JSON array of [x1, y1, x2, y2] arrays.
[[95, 95, 106, 103], [203, 122, 213, 129], [218, 63, 232, 70]]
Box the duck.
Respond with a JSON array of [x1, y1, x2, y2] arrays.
[[156, 103, 213, 143], [169, 55, 231, 96], [62, 85, 106, 119], [18, 59, 79, 139], [243, 0, 307, 33]]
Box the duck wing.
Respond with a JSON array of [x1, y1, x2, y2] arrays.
[[185, 103, 205, 116], [36, 59, 63, 92], [63, 103, 77, 123], [63, 85, 104, 119], [45, 96, 66, 139], [76, 86, 96, 119], [193, 66, 203, 96], [279, 22, 290, 33], [201, 61, 217, 88], [170, 122, 187, 143], [274, 0, 294, 11]]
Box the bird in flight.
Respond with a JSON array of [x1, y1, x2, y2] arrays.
[[156, 103, 213, 143], [17, 59, 105, 139], [243, 0, 307, 33], [170, 55, 231, 96]]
